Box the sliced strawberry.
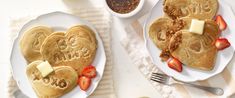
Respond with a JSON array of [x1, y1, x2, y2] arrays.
[[167, 58, 183, 72], [82, 65, 97, 78], [215, 15, 227, 31], [78, 76, 91, 91], [215, 38, 231, 50]]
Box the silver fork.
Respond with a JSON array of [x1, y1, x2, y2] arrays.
[[151, 73, 224, 95]]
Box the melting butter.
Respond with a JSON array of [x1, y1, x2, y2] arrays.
[[189, 19, 205, 35], [36, 61, 54, 77]]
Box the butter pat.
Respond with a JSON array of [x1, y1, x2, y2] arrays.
[[36, 61, 54, 77], [189, 19, 205, 35]]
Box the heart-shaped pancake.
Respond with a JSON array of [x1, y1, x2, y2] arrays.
[[149, 17, 173, 50], [163, 0, 218, 19], [26, 60, 78, 98], [40, 25, 97, 75], [66, 25, 97, 47], [20, 26, 53, 63], [149, 17, 187, 50], [169, 20, 219, 70]]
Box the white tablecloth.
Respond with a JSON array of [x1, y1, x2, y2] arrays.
[[1, 0, 235, 98]]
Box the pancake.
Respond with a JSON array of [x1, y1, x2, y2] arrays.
[[169, 20, 219, 70], [40, 25, 97, 75], [20, 26, 53, 63], [149, 17, 189, 60], [66, 25, 97, 50], [149, 17, 173, 50], [26, 60, 78, 98], [163, 0, 218, 20], [149, 17, 189, 49]]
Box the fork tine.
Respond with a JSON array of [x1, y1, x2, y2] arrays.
[[152, 74, 164, 79], [151, 79, 166, 84], [150, 78, 165, 83], [151, 76, 167, 82], [151, 73, 170, 85], [152, 73, 167, 79], [153, 73, 168, 77], [151, 74, 164, 79], [150, 78, 167, 84]]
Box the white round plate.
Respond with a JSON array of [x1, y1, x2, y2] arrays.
[[10, 12, 106, 98], [144, 0, 235, 82]]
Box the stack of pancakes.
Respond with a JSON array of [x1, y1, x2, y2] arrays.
[[20, 25, 97, 97], [149, 0, 219, 71]]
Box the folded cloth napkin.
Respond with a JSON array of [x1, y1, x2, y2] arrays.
[[121, 14, 235, 98], [8, 7, 116, 98]]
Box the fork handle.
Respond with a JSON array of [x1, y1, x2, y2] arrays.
[[182, 82, 224, 95]]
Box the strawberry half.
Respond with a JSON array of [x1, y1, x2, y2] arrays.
[[78, 76, 91, 91], [82, 65, 97, 78], [215, 15, 227, 31], [167, 58, 183, 72], [215, 38, 231, 50]]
